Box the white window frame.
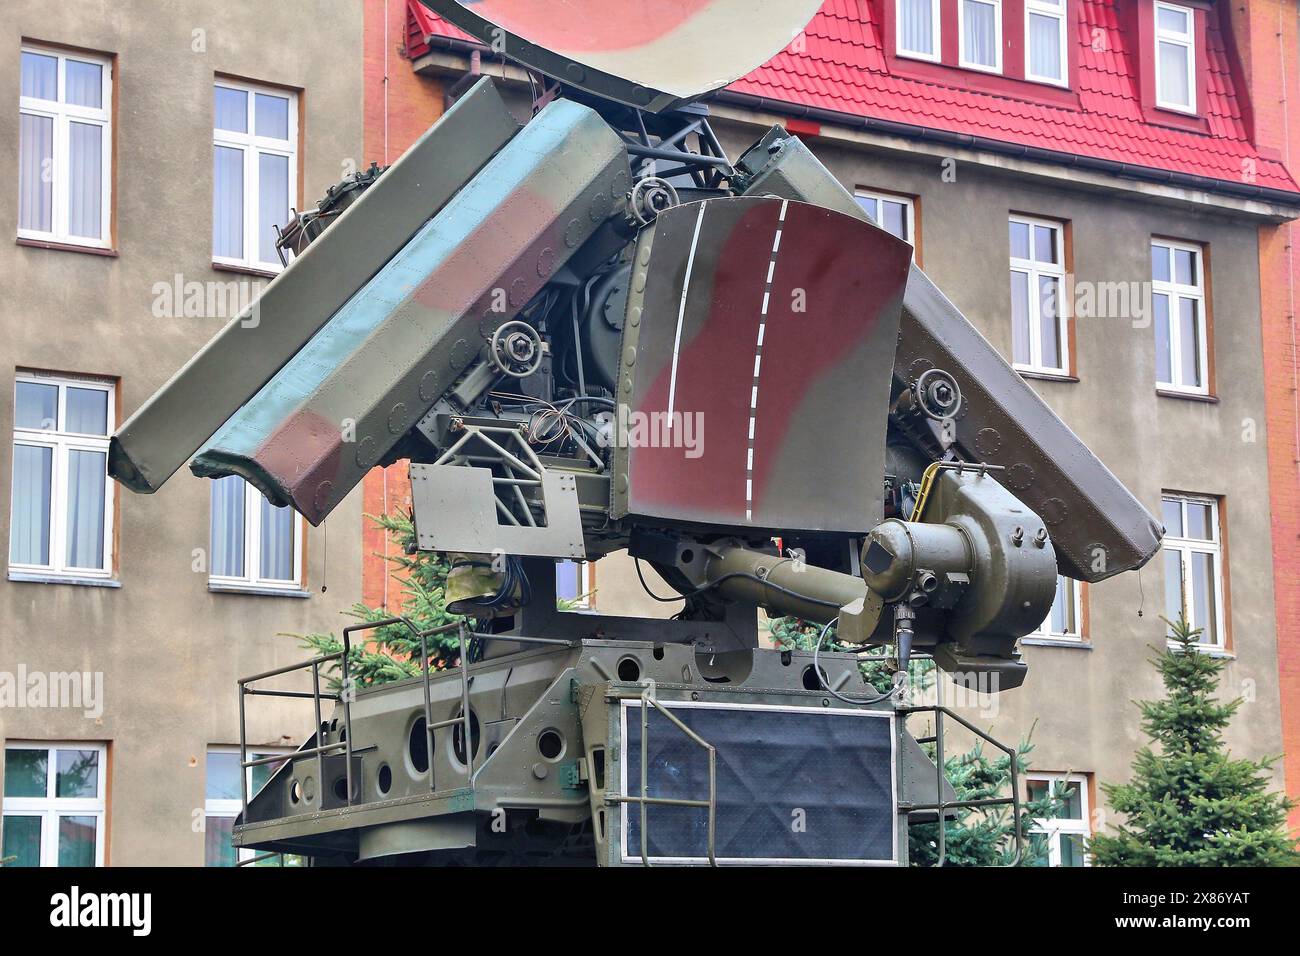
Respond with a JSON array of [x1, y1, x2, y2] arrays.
[[212, 79, 298, 273], [2, 742, 107, 867], [1027, 772, 1090, 866], [896, 0, 942, 63], [1024, 0, 1069, 86], [203, 745, 292, 865], [1154, 1, 1196, 114], [208, 477, 305, 592], [10, 372, 115, 579], [1162, 493, 1226, 650], [959, 0, 1004, 74], [1029, 574, 1083, 640], [854, 189, 916, 247], [1009, 216, 1069, 376], [1151, 239, 1208, 395], [17, 45, 113, 249]]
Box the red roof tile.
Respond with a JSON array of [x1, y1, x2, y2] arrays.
[[406, 0, 1298, 196]]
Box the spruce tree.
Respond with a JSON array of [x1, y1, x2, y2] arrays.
[[1089, 617, 1300, 866]]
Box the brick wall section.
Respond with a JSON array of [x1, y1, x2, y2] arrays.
[[361, 0, 442, 609], [1231, 0, 1300, 833]]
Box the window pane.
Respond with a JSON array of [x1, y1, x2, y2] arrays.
[[1190, 551, 1218, 644], [2, 815, 42, 867], [65, 60, 103, 109], [214, 86, 248, 133], [205, 750, 242, 801], [10, 444, 53, 566], [1153, 293, 1172, 384], [19, 113, 54, 234], [1028, 12, 1062, 80], [1060, 781, 1083, 818], [1151, 244, 1171, 283], [1033, 225, 1058, 264], [205, 815, 237, 866], [67, 122, 103, 240], [56, 749, 99, 798], [213, 145, 245, 259], [15, 382, 58, 431], [1158, 6, 1189, 33], [1185, 501, 1212, 540], [1027, 780, 1048, 804], [1048, 575, 1074, 634], [556, 559, 581, 601], [1174, 248, 1196, 285], [250, 754, 286, 796], [898, 0, 936, 55], [65, 449, 107, 570], [1059, 833, 1086, 866], [57, 816, 97, 866], [1178, 297, 1201, 387], [881, 200, 907, 241], [1038, 275, 1061, 368], [255, 93, 290, 140], [1163, 548, 1185, 626], [4, 748, 48, 797], [1161, 498, 1184, 536], [20, 51, 58, 100], [65, 387, 109, 435], [962, 0, 998, 67], [258, 152, 290, 264], [210, 476, 246, 577], [1158, 41, 1191, 107], [855, 195, 880, 223], [1011, 271, 1031, 365], [259, 494, 295, 581], [1010, 221, 1031, 259]]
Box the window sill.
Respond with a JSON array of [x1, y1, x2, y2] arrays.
[[7, 570, 121, 588], [212, 261, 281, 280], [208, 582, 310, 599], [1156, 388, 1218, 404], [1017, 369, 1079, 384], [1021, 637, 1091, 650], [16, 237, 117, 258], [1168, 642, 1234, 660]]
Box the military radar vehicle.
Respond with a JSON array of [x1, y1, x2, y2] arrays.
[[108, 1, 1162, 865]]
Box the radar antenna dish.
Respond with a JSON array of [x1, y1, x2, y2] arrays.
[[417, 0, 824, 112]]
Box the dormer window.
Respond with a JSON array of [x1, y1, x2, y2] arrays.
[[1026, 0, 1068, 85], [960, 0, 1002, 73], [897, 0, 941, 62], [1154, 2, 1195, 113]]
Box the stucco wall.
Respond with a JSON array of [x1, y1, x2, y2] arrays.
[[0, 0, 366, 865]]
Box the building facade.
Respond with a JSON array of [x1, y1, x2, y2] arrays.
[[398, 0, 1300, 858], [0, 0, 365, 866]]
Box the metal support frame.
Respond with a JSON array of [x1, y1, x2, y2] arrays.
[[605, 687, 717, 867], [900, 704, 1024, 867], [237, 617, 472, 818]]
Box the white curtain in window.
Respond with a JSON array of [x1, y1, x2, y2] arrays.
[[9, 445, 52, 565], [210, 476, 245, 577], [21, 51, 57, 99], [213, 146, 244, 259], [19, 113, 53, 233], [1159, 41, 1190, 106], [68, 122, 103, 240], [64, 61, 102, 109], [259, 496, 294, 581], [1028, 12, 1062, 79], [963, 0, 997, 66], [65, 449, 106, 569], [898, 0, 935, 55], [258, 153, 289, 265]]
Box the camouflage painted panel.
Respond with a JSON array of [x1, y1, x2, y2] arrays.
[[615, 196, 912, 533]]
